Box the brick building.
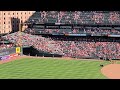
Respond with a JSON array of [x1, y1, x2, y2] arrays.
[[0, 11, 35, 34]]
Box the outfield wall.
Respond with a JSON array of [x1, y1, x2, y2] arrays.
[[0, 47, 16, 56], [0, 53, 19, 61], [0, 47, 21, 60]]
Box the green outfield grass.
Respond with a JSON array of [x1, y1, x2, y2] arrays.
[[0, 58, 111, 79]]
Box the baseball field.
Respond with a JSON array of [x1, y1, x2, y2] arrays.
[[0, 57, 111, 79]]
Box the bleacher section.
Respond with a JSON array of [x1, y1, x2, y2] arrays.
[[26, 11, 120, 25], [2, 32, 120, 60]]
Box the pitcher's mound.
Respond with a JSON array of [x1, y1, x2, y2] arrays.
[[101, 64, 120, 79]]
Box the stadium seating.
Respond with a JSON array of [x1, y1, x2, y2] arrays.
[[2, 32, 120, 59], [2, 11, 120, 60], [0, 37, 15, 50], [27, 11, 120, 25]]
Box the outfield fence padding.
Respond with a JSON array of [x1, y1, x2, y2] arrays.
[[0, 47, 21, 61]]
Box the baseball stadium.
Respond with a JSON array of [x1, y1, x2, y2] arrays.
[[0, 11, 120, 79]]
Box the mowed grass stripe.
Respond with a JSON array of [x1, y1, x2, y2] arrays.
[[0, 58, 110, 79]]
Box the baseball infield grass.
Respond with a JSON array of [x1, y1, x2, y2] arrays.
[[0, 58, 110, 79]]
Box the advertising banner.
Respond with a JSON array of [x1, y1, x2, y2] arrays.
[[0, 47, 16, 56], [9, 53, 18, 58], [108, 35, 120, 37], [0, 55, 10, 60], [0, 53, 19, 60]]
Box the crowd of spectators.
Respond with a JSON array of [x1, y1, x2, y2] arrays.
[[2, 32, 120, 60], [0, 44, 14, 50], [27, 11, 120, 25], [24, 27, 120, 35], [46, 36, 120, 59], [2, 32, 36, 47], [2, 11, 120, 59], [0, 37, 15, 50]]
